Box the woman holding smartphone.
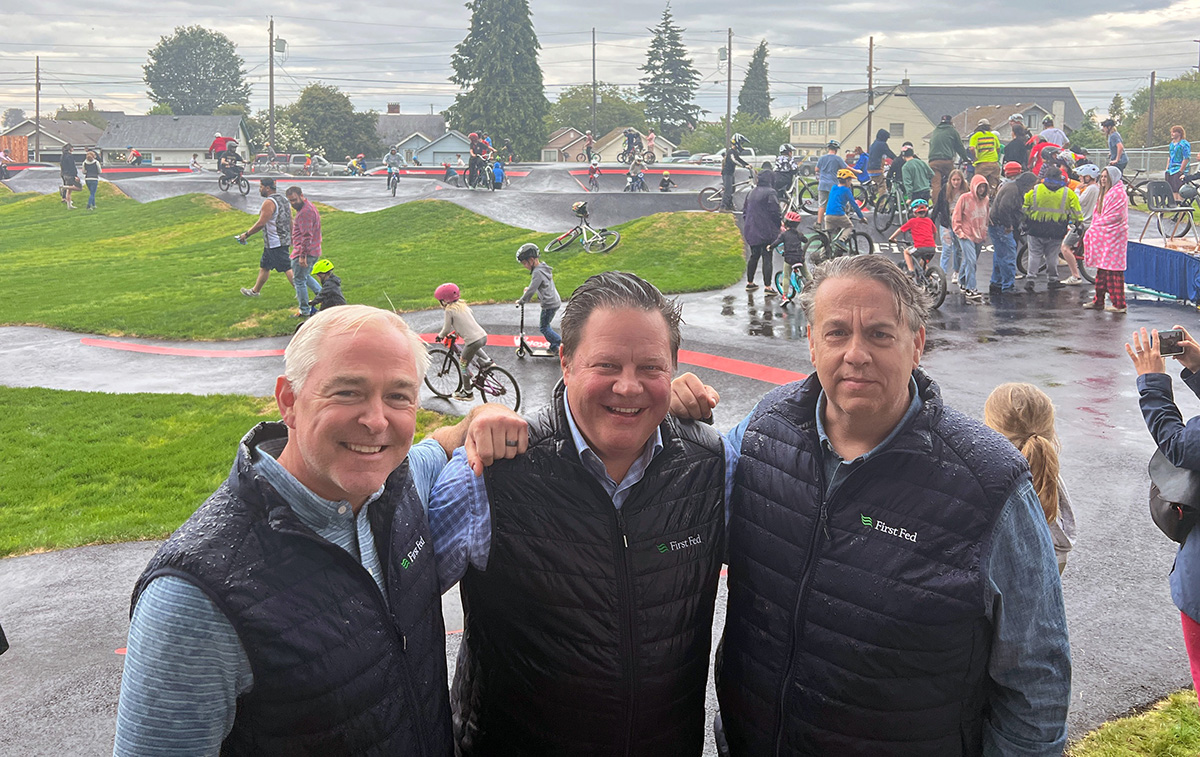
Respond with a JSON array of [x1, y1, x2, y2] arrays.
[[1128, 325, 1200, 703]]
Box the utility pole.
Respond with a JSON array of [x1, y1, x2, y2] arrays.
[[34, 56, 42, 162], [866, 37, 874, 145], [1147, 70, 1157, 148], [268, 17, 275, 148], [1194, 39, 1200, 71], [725, 28, 732, 150], [591, 28, 597, 135]]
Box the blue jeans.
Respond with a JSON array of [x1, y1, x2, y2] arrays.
[[958, 236, 979, 291], [540, 306, 561, 351], [291, 257, 322, 314], [86, 179, 98, 209], [989, 226, 1017, 290], [939, 225, 962, 275]]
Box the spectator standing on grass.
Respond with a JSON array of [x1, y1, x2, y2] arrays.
[[815, 139, 847, 229], [1082, 166, 1129, 313], [238, 178, 296, 300], [285, 186, 322, 319], [59, 144, 78, 208], [742, 168, 782, 295], [951, 174, 991, 303], [928, 115, 971, 207], [1128, 324, 1200, 707], [83, 150, 101, 211], [1102, 119, 1128, 172], [1167, 125, 1191, 201]]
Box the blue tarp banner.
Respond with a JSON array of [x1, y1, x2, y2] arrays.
[[1125, 241, 1200, 302]]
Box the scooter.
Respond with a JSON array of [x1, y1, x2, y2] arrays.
[[514, 303, 558, 358]]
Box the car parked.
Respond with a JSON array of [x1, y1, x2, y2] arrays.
[[701, 147, 762, 166], [250, 153, 290, 173], [798, 156, 820, 177], [282, 154, 346, 176]]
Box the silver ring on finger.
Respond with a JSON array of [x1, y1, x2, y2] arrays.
[[505, 439, 519, 448]]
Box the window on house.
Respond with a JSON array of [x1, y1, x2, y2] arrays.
[[818, 121, 825, 135], [792, 121, 800, 137], [811, 121, 818, 134], [889, 123, 905, 138], [800, 122, 808, 136], [828, 120, 837, 136]]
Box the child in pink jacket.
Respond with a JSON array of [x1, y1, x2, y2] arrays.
[[951, 174, 991, 302]]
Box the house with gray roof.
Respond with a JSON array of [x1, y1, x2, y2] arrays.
[[376, 113, 447, 149], [97, 115, 249, 165], [2, 119, 103, 163]]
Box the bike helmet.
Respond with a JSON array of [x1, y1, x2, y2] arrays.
[[826, 140, 840, 149], [836, 168, 857, 180], [662, 170, 670, 176], [732, 133, 748, 148], [516, 243, 539, 262], [591, 155, 600, 166], [468, 132, 478, 139], [1182, 184, 1199, 202], [784, 210, 803, 223], [356, 153, 364, 159], [311, 259, 334, 275], [434, 283, 461, 303], [910, 198, 929, 211], [779, 143, 794, 154], [1003, 161, 1022, 177], [1076, 163, 1101, 180], [572, 200, 589, 217], [1042, 115, 1054, 125]]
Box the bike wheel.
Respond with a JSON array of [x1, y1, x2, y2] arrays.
[[576, 153, 587, 162], [544, 228, 580, 253], [588, 178, 600, 192], [584, 229, 620, 254], [698, 187, 722, 211], [798, 183, 819, 215], [643, 151, 657, 165], [218, 176, 230, 192], [237, 176, 250, 195], [423, 347, 462, 398], [1073, 248, 1096, 283], [802, 230, 831, 266], [1015, 236, 1029, 274], [390, 176, 397, 197], [923, 264, 948, 309], [846, 230, 874, 256], [773, 270, 791, 302], [1158, 211, 1194, 238], [873, 196, 895, 234], [478, 366, 521, 412], [852, 184, 872, 211]]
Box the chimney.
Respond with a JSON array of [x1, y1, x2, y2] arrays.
[[387, 103, 400, 115], [901, 78, 910, 89], [807, 86, 824, 109]]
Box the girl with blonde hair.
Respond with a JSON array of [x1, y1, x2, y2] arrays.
[[984, 383, 1076, 573]]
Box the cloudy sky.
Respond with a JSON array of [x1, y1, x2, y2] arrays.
[[7, 0, 1200, 121]]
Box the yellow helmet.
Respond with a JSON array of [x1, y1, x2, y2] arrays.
[[836, 168, 857, 180]]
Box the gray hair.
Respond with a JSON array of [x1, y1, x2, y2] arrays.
[[285, 305, 430, 393], [560, 271, 683, 364], [799, 255, 930, 332]]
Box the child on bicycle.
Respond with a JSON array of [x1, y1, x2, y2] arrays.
[[588, 158, 602, 187], [434, 282, 493, 402], [515, 243, 562, 353], [824, 168, 867, 243], [774, 210, 806, 269], [658, 171, 677, 192], [889, 198, 938, 276]]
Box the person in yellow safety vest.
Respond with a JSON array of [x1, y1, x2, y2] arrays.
[[1021, 166, 1082, 293], [968, 119, 1003, 192]]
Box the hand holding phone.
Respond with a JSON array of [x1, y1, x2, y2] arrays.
[[1159, 329, 1185, 356]]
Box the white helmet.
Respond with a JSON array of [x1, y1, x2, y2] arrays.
[[214, 132, 222, 137], [1076, 163, 1101, 180], [590, 155, 600, 166], [779, 143, 794, 154]]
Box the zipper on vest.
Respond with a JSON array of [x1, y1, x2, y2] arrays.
[[612, 507, 637, 757]]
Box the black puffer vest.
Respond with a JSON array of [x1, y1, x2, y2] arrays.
[[452, 383, 727, 756], [130, 423, 453, 757], [716, 371, 1027, 756]]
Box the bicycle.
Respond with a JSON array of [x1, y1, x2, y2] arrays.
[[617, 146, 654, 165], [424, 333, 521, 411], [812, 219, 874, 260], [217, 168, 250, 196], [698, 167, 758, 213], [872, 179, 911, 234], [543, 202, 620, 253], [587, 169, 601, 192], [797, 180, 871, 215], [1121, 167, 1149, 206], [904, 245, 947, 309], [387, 168, 400, 197], [1015, 223, 1096, 283]]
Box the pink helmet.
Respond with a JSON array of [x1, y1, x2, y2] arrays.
[[434, 282, 460, 303]]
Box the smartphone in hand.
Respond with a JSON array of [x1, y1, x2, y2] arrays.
[[1160, 329, 1185, 356]]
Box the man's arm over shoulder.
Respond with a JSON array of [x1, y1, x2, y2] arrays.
[[980, 480, 1070, 756], [114, 576, 252, 756]]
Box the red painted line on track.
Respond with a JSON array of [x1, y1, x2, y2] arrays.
[[115, 647, 126, 655], [81, 335, 804, 385]]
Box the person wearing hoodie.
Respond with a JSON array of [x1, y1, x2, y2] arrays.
[[1022, 166, 1082, 292], [951, 174, 991, 302], [866, 129, 896, 198], [741, 169, 782, 294], [1082, 166, 1130, 313], [928, 115, 971, 208], [82, 150, 102, 211], [988, 171, 1038, 294]]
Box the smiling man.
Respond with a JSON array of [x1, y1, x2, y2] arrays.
[[672, 255, 1071, 756], [428, 271, 738, 755], [114, 305, 525, 757]]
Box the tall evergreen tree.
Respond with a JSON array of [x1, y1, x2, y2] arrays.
[[638, 4, 700, 143], [1107, 93, 1126, 124], [446, 0, 548, 161], [737, 40, 771, 121]]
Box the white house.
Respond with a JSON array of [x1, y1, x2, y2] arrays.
[[96, 115, 250, 166]]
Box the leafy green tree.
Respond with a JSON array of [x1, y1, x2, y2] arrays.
[[446, 0, 548, 161], [54, 106, 109, 129], [147, 103, 174, 115], [2, 108, 25, 129], [143, 26, 252, 115], [246, 106, 307, 155], [737, 41, 771, 121], [1129, 71, 1200, 118], [213, 103, 249, 117], [639, 4, 700, 143], [545, 83, 646, 136], [287, 84, 379, 160], [1124, 99, 1200, 147], [1067, 109, 1107, 151], [681, 112, 788, 157], [1107, 93, 1126, 124]]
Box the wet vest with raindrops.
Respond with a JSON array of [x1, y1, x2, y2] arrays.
[[716, 370, 1027, 757], [130, 422, 453, 757]]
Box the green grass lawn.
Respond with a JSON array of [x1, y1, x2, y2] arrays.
[[1070, 690, 1200, 756], [0, 386, 454, 557], [0, 186, 744, 340]]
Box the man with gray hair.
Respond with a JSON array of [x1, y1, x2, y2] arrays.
[[671, 255, 1071, 755], [114, 304, 526, 756], [428, 271, 739, 754]]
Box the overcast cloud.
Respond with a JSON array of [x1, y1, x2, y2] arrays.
[[6, 0, 1199, 120]]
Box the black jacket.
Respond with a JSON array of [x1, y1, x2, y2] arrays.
[[310, 273, 346, 311]]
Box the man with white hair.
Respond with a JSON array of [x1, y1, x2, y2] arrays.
[[114, 305, 525, 757]]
